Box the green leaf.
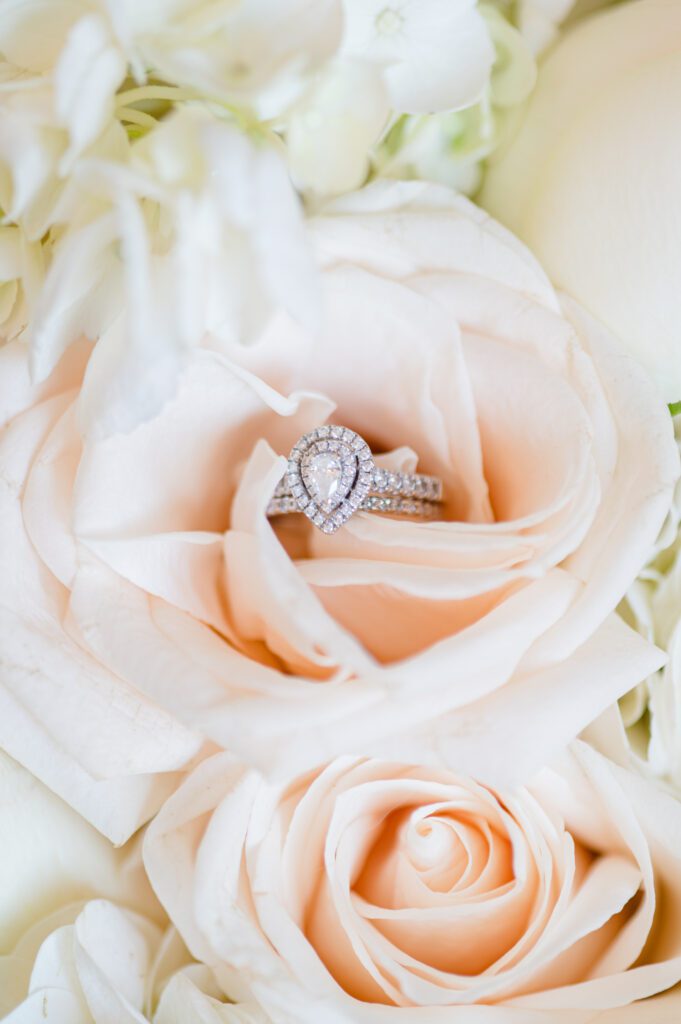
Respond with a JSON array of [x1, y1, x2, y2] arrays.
[[669, 401, 681, 416]]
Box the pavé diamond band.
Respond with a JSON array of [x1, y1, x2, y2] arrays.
[[266, 425, 444, 534]]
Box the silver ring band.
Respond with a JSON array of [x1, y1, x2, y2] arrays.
[[266, 425, 444, 534]]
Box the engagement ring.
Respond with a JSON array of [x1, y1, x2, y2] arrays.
[[267, 425, 444, 534]]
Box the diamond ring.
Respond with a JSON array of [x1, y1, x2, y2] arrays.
[[266, 425, 444, 534]]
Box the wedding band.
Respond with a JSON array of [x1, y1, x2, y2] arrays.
[[266, 425, 444, 534]]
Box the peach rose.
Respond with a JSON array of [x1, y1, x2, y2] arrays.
[[0, 182, 677, 839], [0, 749, 269, 1022], [143, 743, 681, 1022]]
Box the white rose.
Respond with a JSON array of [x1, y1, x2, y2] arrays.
[[0, 748, 157, 1015], [608, 418, 681, 789], [3, 900, 164, 1022], [0, 751, 266, 1022], [3, 900, 267, 1023], [156, 970, 271, 1024], [0, 750, 159, 957], [481, 0, 681, 402]]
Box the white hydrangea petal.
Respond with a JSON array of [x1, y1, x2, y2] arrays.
[[29, 107, 319, 432], [342, 0, 495, 114], [75, 187, 188, 437], [0, 87, 64, 234], [288, 59, 390, 195], [103, 0, 343, 117], [54, 14, 126, 169], [383, 8, 493, 114], [485, 5, 537, 109], [250, 142, 321, 333], [0, 0, 88, 73], [29, 211, 122, 382]]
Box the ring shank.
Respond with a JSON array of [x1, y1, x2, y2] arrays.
[[268, 467, 443, 520]]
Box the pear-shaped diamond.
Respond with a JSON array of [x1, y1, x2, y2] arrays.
[[285, 426, 375, 532], [304, 453, 344, 506]]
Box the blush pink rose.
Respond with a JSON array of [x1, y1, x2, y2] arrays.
[[0, 182, 677, 840], [143, 743, 681, 1022]]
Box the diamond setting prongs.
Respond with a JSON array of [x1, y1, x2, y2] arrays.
[[284, 426, 375, 534]]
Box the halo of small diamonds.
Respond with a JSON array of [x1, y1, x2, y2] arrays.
[[267, 426, 445, 531], [286, 425, 375, 534]]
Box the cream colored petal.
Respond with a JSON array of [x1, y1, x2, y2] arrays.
[[226, 442, 376, 676], [21, 401, 80, 587], [74, 353, 332, 538], [386, 614, 665, 789], [0, 754, 160, 965], [0, 386, 203, 841], [481, 1, 681, 402], [73, 901, 160, 1022], [311, 182, 559, 308], [527, 301, 680, 667], [244, 266, 492, 523]]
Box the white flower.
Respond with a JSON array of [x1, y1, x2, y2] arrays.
[[341, 0, 494, 113], [0, 7, 128, 239], [614, 420, 681, 791], [1, 3, 322, 433], [0, 0, 343, 118], [2, 900, 268, 1023], [287, 59, 390, 195], [481, 0, 681, 402], [286, 0, 499, 197], [30, 107, 319, 435], [53, 13, 128, 167], [373, 4, 536, 194], [0, 0, 505, 404], [144, 743, 681, 1020], [0, 750, 159, 957], [0, 225, 43, 341], [103, 0, 343, 118], [0, 749, 268, 1022], [3, 900, 165, 1021], [156, 970, 271, 1024]]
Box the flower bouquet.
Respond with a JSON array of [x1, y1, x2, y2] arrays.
[[2, 1, 681, 1021]]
